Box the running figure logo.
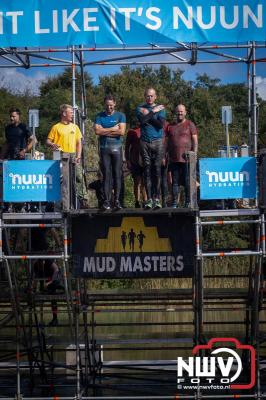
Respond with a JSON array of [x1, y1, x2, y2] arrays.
[[120, 229, 146, 252], [128, 229, 136, 251], [137, 230, 146, 251], [121, 231, 127, 251], [95, 217, 171, 253]]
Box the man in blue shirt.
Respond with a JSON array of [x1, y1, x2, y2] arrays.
[[136, 88, 166, 209], [94, 94, 126, 210]]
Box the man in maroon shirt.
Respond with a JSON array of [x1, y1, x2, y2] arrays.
[[125, 125, 146, 208], [166, 104, 198, 208]]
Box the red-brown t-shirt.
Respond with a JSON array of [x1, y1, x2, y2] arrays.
[[125, 127, 141, 165], [166, 120, 198, 163]]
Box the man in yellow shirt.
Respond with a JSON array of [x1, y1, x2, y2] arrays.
[[47, 104, 82, 163]]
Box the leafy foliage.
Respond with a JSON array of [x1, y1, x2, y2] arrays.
[[0, 65, 264, 289]]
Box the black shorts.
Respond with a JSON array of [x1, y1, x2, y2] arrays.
[[130, 163, 144, 178], [34, 259, 55, 279]]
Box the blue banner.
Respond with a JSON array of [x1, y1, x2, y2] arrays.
[[0, 0, 265, 47], [199, 157, 257, 200], [3, 160, 61, 202]]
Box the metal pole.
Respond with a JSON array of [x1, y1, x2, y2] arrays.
[[247, 42, 252, 147], [32, 125, 36, 156], [83, 309, 90, 393], [201, 250, 261, 257], [20, 396, 266, 399], [251, 219, 262, 343], [71, 46, 78, 209], [16, 324, 21, 400], [72, 46, 77, 123], [78, 45, 88, 196], [251, 41, 258, 157], [75, 280, 81, 400], [193, 262, 199, 345], [79, 45, 87, 136], [200, 219, 260, 225], [63, 216, 74, 339], [195, 214, 202, 342], [261, 213, 265, 256], [225, 122, 230, 157], [91, 302, 97, 395]]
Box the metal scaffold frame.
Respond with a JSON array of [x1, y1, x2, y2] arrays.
[[0, 41, 263, 152], [0, 206, 265, 399], [0, 40, 265, 398]]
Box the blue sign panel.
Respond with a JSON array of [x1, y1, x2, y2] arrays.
[[3, 160, 61, 202], [0, 0, 264, 47], [199, 157, 257, 200]]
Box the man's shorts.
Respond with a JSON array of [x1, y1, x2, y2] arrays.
[[130, 163, 144, 178], [34, 259, 55, 279]]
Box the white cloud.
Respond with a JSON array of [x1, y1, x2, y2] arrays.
[[256, 76, 266, 100], [0, 69, 46, 95]]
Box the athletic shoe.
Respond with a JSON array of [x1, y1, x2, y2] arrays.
[[172, 201, 177, 209], [114, 200, 122, 210], [144, 199, 153, 209], [153, 199, 162, 209], [102, 200, 111, 210]]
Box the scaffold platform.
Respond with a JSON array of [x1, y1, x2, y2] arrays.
[[0, 207, 265, 399]]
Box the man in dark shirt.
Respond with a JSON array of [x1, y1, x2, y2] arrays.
[[166, 104, 198, 208], [136, 88, 166, 209], [3, 108, 34, 160]]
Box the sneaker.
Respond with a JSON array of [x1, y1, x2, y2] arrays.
[[48, 317, 58, 327], [144, 199, 153, 209], [153, 199, 162, 209], [172, 201, 177, 209], [102, 200, 111, 210], [114, 200, 122, 210], [135, 201, 141, 208]]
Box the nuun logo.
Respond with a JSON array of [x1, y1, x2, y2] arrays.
[[206, 170, 250, 187], [9, 173, 53, 185]]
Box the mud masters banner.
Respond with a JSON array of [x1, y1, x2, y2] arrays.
[[72, 214, 195, 279], [0, 0, 265, 47]]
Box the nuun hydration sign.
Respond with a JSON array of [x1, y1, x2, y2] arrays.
[[3, 160, 61, 202], [199, 157, 257, 200]]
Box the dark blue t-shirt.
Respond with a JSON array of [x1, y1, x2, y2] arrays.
[[136, 104, 166, 142], [5, 122, 31, 159], [95, 111, 126, 149]]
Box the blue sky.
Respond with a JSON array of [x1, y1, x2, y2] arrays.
[[0, 46, 266, 99]]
